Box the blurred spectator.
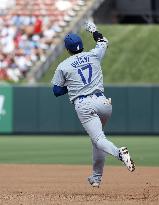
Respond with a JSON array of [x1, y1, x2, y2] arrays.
[[34, 17, 42, 35], [0, 14, 49, 82], [0, 0, 78, 82]]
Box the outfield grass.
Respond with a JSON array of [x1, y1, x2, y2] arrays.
[[40, 25, 159, 84], [0, 136, 158, 166]]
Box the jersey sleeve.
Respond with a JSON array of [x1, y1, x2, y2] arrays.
[[51, 65, 65, 86], [91, 41, 108, 61]]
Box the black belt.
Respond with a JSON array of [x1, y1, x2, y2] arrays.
[[78, 92, 103, 100]]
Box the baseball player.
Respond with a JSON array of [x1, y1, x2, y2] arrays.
[[51, 22, 135, 188]]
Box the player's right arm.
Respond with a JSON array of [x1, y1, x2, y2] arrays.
[[91, 31, 109, 61], [85, 21, 108, 61]]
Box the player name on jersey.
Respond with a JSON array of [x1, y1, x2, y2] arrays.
[[71, 56, 90, 68]]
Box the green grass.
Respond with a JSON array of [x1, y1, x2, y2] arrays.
[[0, 136, 158, 166], [40, 25, 159, 84]]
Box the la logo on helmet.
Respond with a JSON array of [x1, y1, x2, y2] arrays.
[[77, 45, 80, 50]]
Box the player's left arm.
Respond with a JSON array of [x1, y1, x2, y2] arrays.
[[51, 66, 68, 97], [52, 85, 68, 97]]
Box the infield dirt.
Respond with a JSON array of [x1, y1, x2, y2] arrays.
[[0, 165, 158, 205]]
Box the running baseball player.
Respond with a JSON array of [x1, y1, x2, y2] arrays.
[[51, 21, 135, 188]]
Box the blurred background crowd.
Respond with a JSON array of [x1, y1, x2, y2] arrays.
[[0, 0, 84, 82], [0, 0, 159, 82]]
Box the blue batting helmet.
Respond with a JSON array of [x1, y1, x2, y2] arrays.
[[64, 33, 83, 52]]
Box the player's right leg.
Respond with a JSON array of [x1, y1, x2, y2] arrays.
[[82, 117, 119, 157], [93, 95, 135, 172], [118, 147, 135, 172], [75, 97, 119, 157], [83, 117, 135, 172], [74, 97, 135, 179]]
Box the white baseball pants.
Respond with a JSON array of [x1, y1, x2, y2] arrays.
[[74, 93, 119, 179]]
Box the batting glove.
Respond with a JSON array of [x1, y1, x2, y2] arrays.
[[93, 31, 109, 45], [85, 21, 97, 33]]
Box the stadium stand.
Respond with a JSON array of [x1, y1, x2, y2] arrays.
[[1, 0, 100, 82]]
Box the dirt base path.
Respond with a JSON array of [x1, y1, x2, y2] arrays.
[[0, 165, 158, 205]]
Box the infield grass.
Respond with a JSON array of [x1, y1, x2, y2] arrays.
[[0, 136, 158, 166], [40, 25, 159, 84]]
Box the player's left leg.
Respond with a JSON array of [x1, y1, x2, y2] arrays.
[[88, 141, 107, 187]]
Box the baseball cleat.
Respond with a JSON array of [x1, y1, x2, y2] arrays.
[[119, 147, 135, 172], [88, 176, 100, 188]]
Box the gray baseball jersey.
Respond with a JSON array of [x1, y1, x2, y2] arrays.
[[51, 41, 108, 102], [51, 38, 126, 185], [51, 36, 135, 185]]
